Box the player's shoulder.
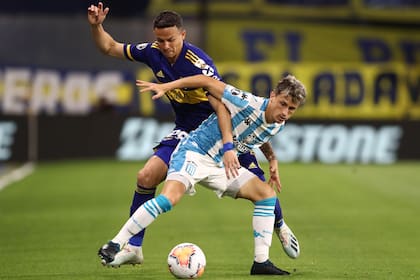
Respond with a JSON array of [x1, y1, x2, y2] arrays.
[[183, 41, 213, 61], [224, 84, 247, 97], [224, 85, 262, 102]]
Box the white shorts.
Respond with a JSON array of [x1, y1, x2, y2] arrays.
[[167, 149, 257, 198]]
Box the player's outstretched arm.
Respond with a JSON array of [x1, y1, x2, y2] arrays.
[[87, 2, 124, 58], [136, 75, 226, 100]]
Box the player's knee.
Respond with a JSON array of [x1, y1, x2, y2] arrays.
[[255, 182, 275, 199], [262, 184, 276, 198], [137, 168, 162, 187], [160, 181, 186, 207]]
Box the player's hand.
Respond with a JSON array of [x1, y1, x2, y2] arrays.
[[223, 150, 240, 179], [136, 80, 167, 100], [268, 159, 282, 192], [87, 2, 109, 25]]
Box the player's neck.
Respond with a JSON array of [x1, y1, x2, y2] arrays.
[[167, 54, 179, 65], [264, 110, 273, 123]]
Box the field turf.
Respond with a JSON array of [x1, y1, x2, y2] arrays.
[[0, 160, 419, 279]]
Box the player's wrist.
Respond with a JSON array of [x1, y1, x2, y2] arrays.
[[223, 142, 234, 153]]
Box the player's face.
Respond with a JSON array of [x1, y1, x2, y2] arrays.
[[154, 26, 186, 63], [266, 92, 300, 123]]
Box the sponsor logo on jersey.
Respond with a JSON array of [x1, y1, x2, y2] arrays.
[[231, 88, 241, 96], [201, 65, 215, 77], [244, 117, 252, 125], [185, 50, 216, 77], [156, 70, 165, 78], [136, 43, 148, 51], [244, 134, 257, 144]]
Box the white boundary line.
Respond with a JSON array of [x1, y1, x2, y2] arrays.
[[0, 162, 35, 191]]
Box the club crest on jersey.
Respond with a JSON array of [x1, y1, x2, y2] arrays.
[[244, 134, 257, 144], [185, 161, 197, 176], [136, 43, 148, 51]]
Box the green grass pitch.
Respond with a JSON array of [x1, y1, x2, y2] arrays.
[[0, 160, 419, 279]]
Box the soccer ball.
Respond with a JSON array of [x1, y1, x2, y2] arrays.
[[167, 243, 206, 279]]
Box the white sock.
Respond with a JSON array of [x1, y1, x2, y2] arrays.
[[253, 198, 276, 263], [111, 195, 172, 247]]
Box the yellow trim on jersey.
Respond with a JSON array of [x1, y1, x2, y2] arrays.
[[165, 88, 209, 104], [185, 50, 200, 64], [151, 42, 159, 49], [125, 44, 134, 61]]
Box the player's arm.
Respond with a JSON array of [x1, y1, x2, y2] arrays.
[[136, 75, 226, 100], [208, 95, 240, 179], [87, 2, 125, 58], [259, 142, 282, 192]]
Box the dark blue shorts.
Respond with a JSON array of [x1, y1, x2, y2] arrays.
[[153, 138, 265, 182]]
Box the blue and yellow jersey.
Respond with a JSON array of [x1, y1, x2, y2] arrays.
[[123, 41, 221, 132]]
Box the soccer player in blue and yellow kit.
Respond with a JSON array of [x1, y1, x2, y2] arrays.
[[88, 2, 299, 266]]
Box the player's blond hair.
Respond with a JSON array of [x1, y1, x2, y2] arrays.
[[273, 75, 306, 105]]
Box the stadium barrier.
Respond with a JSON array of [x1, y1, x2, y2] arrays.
[[1, 115, 419, 164]]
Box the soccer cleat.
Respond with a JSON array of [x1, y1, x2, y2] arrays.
[[250, 260, 290, 275], [108, 245, 144, 267], [98, 241, 120, 266], [275, 222, 300, 259]]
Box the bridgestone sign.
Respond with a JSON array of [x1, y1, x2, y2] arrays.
[[1, 116, 418, 164]]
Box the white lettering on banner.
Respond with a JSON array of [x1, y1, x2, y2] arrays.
[[117, 118, 403, 163], [93, 72, 122, 103], [0, 122, 17, 160], [3, 69, 30, 114], [62, 73, 90, 114], [269, 124, 402, 164], [31, 70, 61, 114], [117, 118, 173, 160], [1, 68, 123, 115]]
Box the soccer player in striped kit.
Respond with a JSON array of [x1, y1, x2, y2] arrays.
[[88, 2, 299, 267], [99, 74, 306, 275]]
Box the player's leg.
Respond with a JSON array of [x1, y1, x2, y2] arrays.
[[129, 156, 167, 241], [238, 152, 300, 259], [99, 142, 200, 267], [238, 152, 284, 222], [112, 144, 175, 266], [98, 181, 185, 266], [227, 173, 289, 275]]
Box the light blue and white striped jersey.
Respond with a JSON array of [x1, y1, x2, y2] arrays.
[[181, 84, 285, 164]]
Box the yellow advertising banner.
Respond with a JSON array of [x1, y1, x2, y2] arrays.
[[207, 20, 420, 64], [216, 62, 420, 120]]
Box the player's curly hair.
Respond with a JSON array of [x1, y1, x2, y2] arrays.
[[153, 10, 184, 29], [274, 75, 307, 105]]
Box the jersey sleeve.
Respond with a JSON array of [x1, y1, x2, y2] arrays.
[[222, 85, 252, 111], [123, 42, 152, 64]]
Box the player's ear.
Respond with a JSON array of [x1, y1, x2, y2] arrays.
[[180, 29, 186, 39]]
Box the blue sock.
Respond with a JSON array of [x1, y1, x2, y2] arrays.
[[274, 198, 284, 228], [128, 185, 156, 246]]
